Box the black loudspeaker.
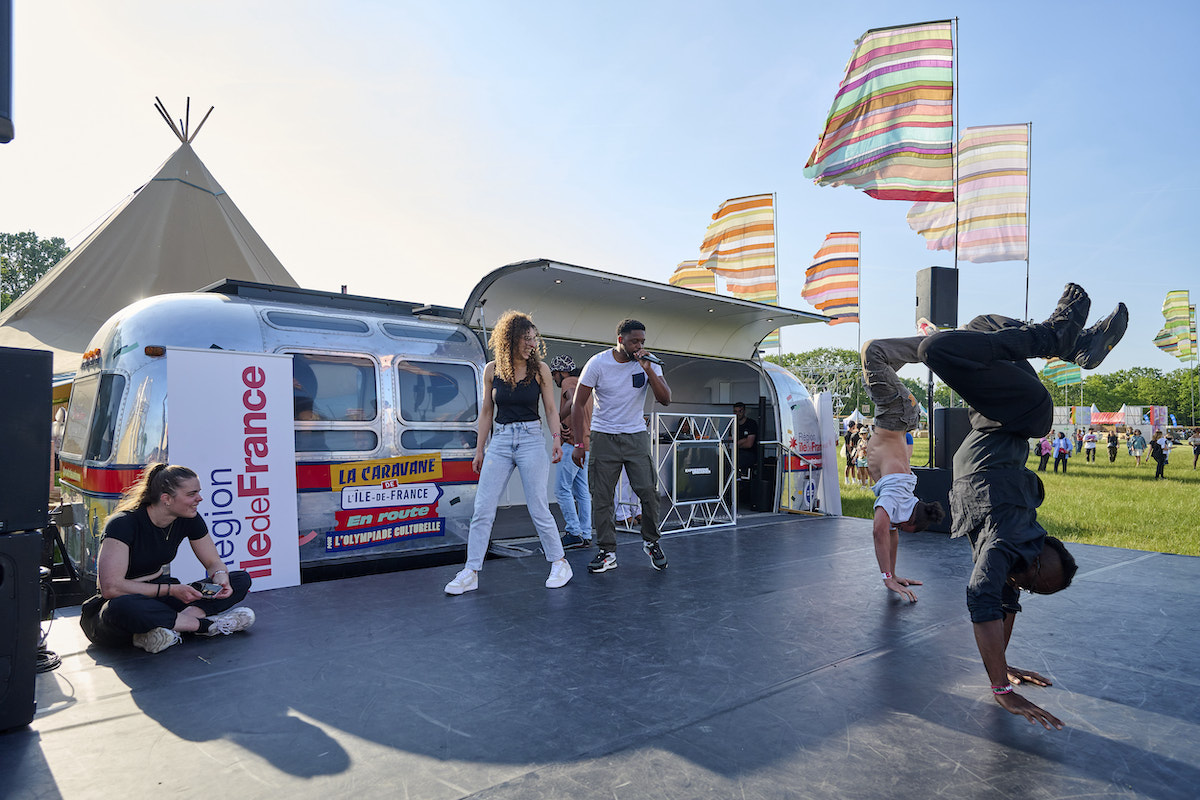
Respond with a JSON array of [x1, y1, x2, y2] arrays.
[[0, 347, 52, 533], [0, 532, 40, 732], [916, 266, 959, 329], [933, 407, 971, 469], [912, 467, 952, 534]]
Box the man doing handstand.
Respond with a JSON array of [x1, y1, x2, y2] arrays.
[[860, 338, 945, 601], [917, 283, 1127, 729]]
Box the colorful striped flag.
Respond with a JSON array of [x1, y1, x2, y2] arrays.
[[697, 194, 777, 303], [667, 260, 716, 293], [802, 232, 860, 325], [906, 123, 1029, 262], [1154, 290, 1193, 360], [803, 20, 955, 201], [1041, 357, 1082, 386]]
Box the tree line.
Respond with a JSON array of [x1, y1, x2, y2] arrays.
[[768, 347, 1198, 427], [1, 230, 71, 309]]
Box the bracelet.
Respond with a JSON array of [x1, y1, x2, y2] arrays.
[[212, 570, 228, 578], [991, 684, 1014, 695], [881, 572, 892, 580]]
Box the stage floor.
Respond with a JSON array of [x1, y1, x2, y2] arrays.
[[3, 515, 1198, 799]]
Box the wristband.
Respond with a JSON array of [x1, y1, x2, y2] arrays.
[[881, 572, 892, 580], [212, 570, 228, 578], [991, 684, 1014, 695]]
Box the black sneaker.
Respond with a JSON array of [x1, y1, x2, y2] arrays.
[[1042, 283, 1091, 358], [1071, 303, 1128, 369], [643, 541, 668, 571], [561, 533, 589, 550], [588, 550, 617, 573]]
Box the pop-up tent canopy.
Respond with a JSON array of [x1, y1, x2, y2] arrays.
[[0, 100, 298, 377]]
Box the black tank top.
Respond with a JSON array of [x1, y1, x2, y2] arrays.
[[493, 374, 540, 424]]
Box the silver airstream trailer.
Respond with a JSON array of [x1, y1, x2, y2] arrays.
[[57, 259, 835, 588]]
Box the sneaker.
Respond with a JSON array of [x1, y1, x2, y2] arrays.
[[132, 627, 182, 654], [198, 606, 256, 637], [587, 550, 618, 573], [560, 533, 588, 550], [1042, 283, 1091, 358], [643, 540, 668, 571], [1071, 302, 1128, 369], [546, 559, 573, 589], [916, 317, 939, 337], [444, 567, 478, 595]]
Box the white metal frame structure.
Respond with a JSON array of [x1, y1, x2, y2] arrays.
[[648, 412, 737, 532]]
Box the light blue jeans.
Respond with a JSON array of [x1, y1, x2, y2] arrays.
[[466, 421, 565, 571], [555, 442, 591, 539]]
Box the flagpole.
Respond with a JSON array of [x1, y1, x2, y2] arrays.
[[856, 231, 863, 417], [951, 17, 960, 273], [773, 192, 781, 357], [1024, 122, 1032, 321]]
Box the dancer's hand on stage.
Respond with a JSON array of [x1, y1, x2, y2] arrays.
[[1007, 666, 1053, 687], [995, 691, 1064, 730], [551, 443, 562, 464], [884, 575, 919, 602]]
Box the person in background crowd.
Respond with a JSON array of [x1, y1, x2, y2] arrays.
[[1130, 429, 1147, 467], [1037, 433, 1052, 472], [1189, 429, 1200, 469], [844, 420, 859, 485], [1107, 430, 1120, 463], [855, 431, 871, 486], [444, 311, 572, 595], [80, 464, 255, 654], [1083, 428, 1097, 462], [551, 354, 592, 550], [733, 402, 759, 476], [1052, 430, 1072, 473], [1149, 430, 1168, 480], [1074, 429, 1085, 459]]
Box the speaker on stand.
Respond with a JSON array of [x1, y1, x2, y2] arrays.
[[0, 347, 53, 733]]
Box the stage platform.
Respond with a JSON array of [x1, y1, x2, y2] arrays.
[[3, 514, 1198, 799]]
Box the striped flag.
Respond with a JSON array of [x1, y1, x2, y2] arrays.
[[1041, 357, 1082, 386], [697, 194, 777, 304], [1154, 290, 1193, 360], [802, 232, 860, 325], [667, 260, 716, 293], [907, 124, 1029, 262], [803, 20, 955, 201]]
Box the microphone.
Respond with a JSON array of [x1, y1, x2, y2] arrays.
[[638, 352, 665, 365]]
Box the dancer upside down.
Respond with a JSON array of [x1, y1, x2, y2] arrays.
[[864, 283, 1128, 729]]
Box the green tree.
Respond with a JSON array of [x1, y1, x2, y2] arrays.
[[1, 231, 71, 309], [767, 348, 864, 416]]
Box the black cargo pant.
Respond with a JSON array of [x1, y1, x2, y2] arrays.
[[81, 570, 252, 647], [916, 314, 1053, 439]]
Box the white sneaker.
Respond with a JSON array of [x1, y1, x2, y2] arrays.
[[445, 567, 478, 595], [545, 559, 573, 589], [198, 606, 256, 636], [132, 627, 182, 654]]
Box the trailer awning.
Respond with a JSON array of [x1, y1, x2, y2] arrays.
[[460, 259, 826, 361]]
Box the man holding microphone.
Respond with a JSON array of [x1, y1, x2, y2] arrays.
[[571, 319, 672, 573]]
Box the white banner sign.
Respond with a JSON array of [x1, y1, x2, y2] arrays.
[[167, 348, 301, 591]]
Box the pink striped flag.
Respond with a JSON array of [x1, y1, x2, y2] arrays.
[[907, 124, 1029, 263]]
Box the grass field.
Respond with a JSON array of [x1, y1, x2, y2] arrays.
[[837, 437, 1200, 557]]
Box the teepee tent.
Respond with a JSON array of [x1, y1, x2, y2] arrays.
[[0, 100, 298, 375]]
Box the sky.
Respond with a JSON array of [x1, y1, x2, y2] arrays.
[[3, 0, 1197, 387]]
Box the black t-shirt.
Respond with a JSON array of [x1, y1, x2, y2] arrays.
[[102, 507, 209, 580], [493, 374, 541, 424]]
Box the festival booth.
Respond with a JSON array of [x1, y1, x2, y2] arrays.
[[57, 260, 838, 591]]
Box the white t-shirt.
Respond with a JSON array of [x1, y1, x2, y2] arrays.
[[579, 350, 663, 434]]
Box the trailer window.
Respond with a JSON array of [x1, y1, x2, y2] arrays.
[[295, 430, 379, 453], [61, 374, 126, 461], [396, 361, 478, 423], [292, 353, 378, 421], [400, 430, 478, 451], [61, 376, 99, 456], [267, 311, 369, 334], [382, 322, 468, 343]]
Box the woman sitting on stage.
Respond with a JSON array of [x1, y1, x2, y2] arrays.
[[80, 464, 255, 654]]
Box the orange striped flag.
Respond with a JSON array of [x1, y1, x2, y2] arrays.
[[667, 260, 716, 293], [802, 232, 860, 325], [697, 194, 777, 305]]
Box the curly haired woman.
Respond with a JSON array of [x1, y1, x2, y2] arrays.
[[444, 310, 573, 594]]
